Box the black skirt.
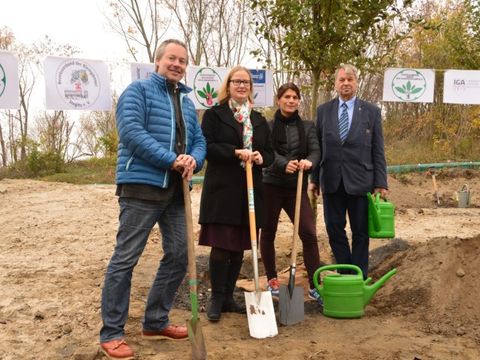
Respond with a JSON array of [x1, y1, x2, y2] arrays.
[[198, 223, 256, 252]]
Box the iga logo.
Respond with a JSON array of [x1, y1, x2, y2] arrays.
[[453, 79, 466, 93], [55, 59, 100, 109], [193, 67, 221, 108], [0, 63, 6, 97], [391, 69, 426, 101]]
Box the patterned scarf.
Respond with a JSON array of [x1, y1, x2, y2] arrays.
[[229, 98, 253, 151]]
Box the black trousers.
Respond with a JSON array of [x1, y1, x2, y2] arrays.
[[322, 181, 369, 278]]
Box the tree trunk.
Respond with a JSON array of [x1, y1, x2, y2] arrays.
[[0, 123, 7, 166]]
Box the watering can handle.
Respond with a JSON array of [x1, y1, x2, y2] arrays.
[[313, 264, 363, 289], [367, 192, 381, 232]]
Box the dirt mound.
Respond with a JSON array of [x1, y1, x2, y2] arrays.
[[370, 235, 480, 342]]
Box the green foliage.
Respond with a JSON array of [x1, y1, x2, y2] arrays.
[[40, 157, 117, 184], [250, 0, 413, 115], [99, 131, 118, 157], [26, 147, 64, 177]]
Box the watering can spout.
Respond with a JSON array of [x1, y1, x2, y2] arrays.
[[363, 268, 397, 305]]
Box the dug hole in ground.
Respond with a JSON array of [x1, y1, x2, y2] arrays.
[[0, 168, 479, 359]]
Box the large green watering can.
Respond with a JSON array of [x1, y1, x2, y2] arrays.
[[367, 192, 395, 239], [313, 264, 397, 318]]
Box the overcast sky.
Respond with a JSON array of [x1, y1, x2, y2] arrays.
[[1, 0, 128, 61]]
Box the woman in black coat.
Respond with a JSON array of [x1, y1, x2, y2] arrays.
[[198, 66, 274, 321]]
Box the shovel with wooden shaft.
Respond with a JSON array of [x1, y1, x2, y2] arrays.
[[244, 160, 278, 339], [279, 168, 305, 326], [183, 179, 207, 360]]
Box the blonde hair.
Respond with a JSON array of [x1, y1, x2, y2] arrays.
[[335, 63, 358, 80], [218, 66, 254, 104]]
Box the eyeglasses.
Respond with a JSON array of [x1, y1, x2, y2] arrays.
[[229, 79, 251, 87]]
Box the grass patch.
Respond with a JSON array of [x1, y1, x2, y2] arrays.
[[40, 157, 116, 184]]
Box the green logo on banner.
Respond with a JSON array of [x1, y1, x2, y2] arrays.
[[0, 63, 6, 97], [193, 67, 221, 108], [391, 69, 426, 101]]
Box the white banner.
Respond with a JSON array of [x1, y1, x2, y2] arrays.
[[443, 70, 480, 105], [185, 66, 274, 109], [186, 66, 226, 109], [44, 56, 112, 110], [383, 68, 435, 103], [130, 64, 274, 109], [130, 63, 155, 81], [0, 51, 20, 109]]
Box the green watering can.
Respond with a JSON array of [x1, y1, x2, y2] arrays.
[[367, 192, 395, 239], [313, 264, 397, 318]]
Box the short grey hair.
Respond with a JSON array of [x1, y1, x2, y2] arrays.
[[335, 63, 358, 80], [154, 39, 188, 71]]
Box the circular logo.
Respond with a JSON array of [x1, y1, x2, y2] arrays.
[[55, 59, 101, 109], [0, 63, 6, 97], [193, 67, 222, 108], [391, 69, 426, 101]]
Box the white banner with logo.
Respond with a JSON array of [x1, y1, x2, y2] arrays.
[[383, 68, 435, 103], [44, 56, 112, 110], [131, 64, 274, 109], [443, 70, 480, 104], [186, 66, 274, 109], [0, 51, 20, 109]]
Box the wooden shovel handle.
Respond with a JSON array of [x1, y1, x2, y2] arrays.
[[183, 180, 197, 297], [245, 161, 260, 292], [291, 169, 303, 266]]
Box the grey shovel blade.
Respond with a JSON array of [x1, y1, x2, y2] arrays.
[[279, 284, 304, 326]]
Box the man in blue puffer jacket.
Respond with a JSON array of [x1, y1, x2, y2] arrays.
[[99, 39, 206, 360]]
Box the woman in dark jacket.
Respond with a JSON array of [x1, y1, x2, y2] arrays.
[[260, 82, 323, 303], [198, 66, 274, 321]]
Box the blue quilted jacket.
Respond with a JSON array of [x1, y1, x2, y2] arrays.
[[115, 73, 206, 188]]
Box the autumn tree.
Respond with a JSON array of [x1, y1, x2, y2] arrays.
[[383, 0, 480, 162], [79, 97, 118, 158], [250, 0, 414, 117]]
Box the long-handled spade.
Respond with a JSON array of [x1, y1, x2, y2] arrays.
[[279, 168, 305, 326], [183, 179, 207, 360], [244, 160, 278, 339]]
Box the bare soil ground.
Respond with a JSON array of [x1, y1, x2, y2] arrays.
[[1, 168, 479, 360]]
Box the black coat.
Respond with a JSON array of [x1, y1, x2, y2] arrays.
[[263, 119, 320, 188], [313, 97, 388, 195], [199, 102, 274, 227]]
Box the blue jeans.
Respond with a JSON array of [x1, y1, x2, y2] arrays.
[[100, 195, 187, 342]]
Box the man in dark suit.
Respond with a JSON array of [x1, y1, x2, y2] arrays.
[[310, 64, 388, 278]]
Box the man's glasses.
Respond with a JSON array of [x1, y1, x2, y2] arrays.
[[229, 79, 251, 87]]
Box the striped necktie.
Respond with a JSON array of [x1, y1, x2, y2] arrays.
[[338, 103, 349, 144]]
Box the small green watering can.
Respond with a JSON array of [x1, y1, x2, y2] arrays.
[[313, 264, 397, 318], [367, 192, 395, 239]]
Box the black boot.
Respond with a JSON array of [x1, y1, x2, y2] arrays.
[[207, 259, 228, 321], [222, 256, 246, 314]]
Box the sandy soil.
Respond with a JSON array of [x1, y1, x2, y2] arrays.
[[1, 168, 479, 360]]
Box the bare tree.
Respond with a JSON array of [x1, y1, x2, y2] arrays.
[[105, 0, 171, 62], [166, 0, 252, 67]]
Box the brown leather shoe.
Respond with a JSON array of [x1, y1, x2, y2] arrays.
[[142, 324, 188, 341], [100, 338, 134, 360]]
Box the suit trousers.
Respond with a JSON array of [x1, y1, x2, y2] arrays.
[[322, 180, 369, 278]]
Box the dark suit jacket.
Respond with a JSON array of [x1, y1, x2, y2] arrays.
[[313, 97, 387, 195], [199, 102, 274, 227]]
